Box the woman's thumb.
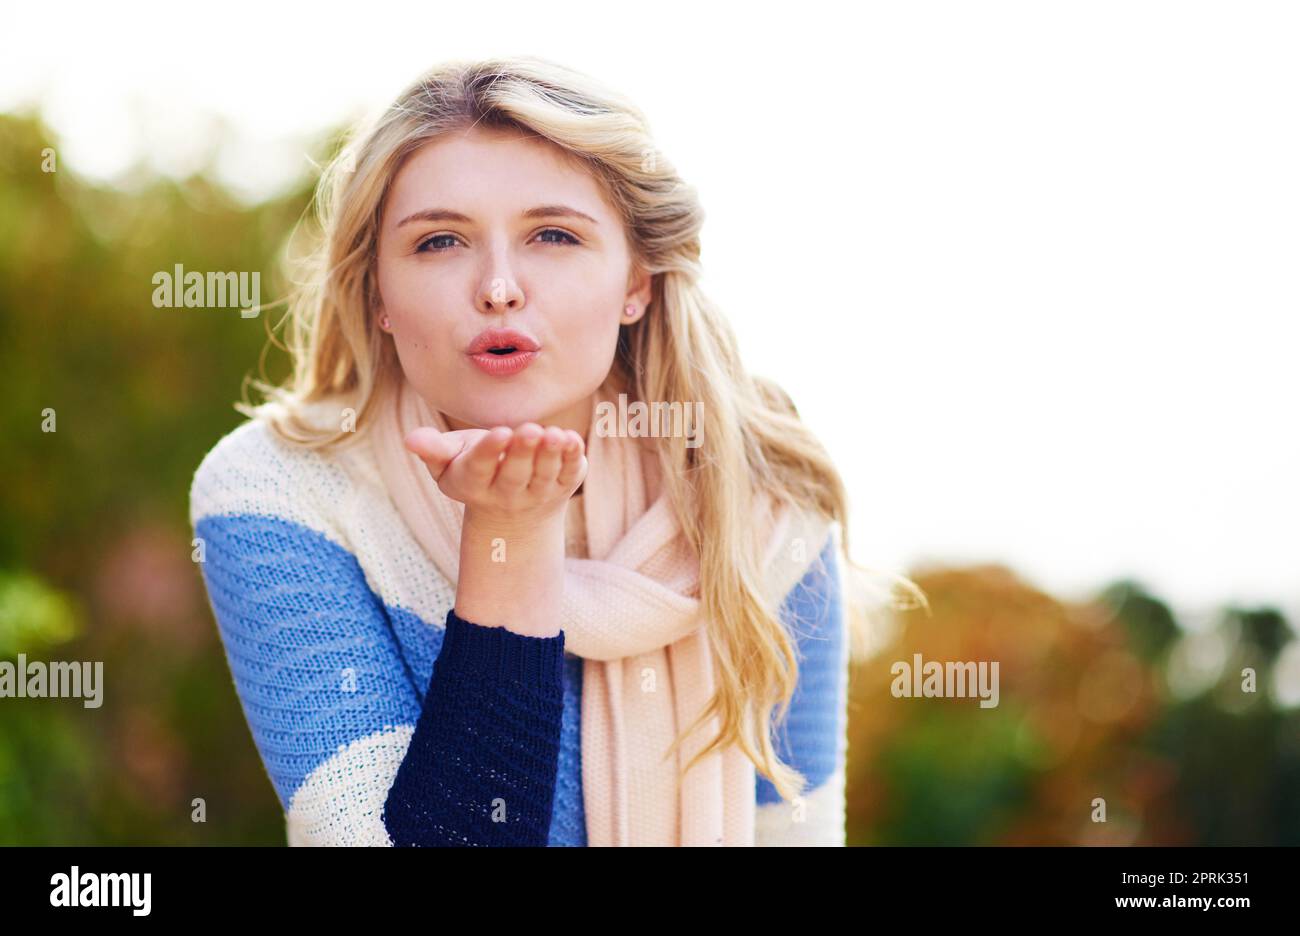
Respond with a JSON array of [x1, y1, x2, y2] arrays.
[[404, 428, 460, 475]]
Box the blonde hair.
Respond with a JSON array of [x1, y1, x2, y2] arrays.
[[237, 55, 926, 803]]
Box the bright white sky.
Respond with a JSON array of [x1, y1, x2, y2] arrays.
[[7, 0, 1298, 621]]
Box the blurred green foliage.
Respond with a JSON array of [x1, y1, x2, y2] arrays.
[[0, 570, 82, 657]]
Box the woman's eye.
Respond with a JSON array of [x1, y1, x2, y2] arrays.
[[535, 228, 580, 246], [416, 233, 459, 253]]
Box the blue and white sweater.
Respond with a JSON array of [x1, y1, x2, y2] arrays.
[[188, 413, 849, 846]]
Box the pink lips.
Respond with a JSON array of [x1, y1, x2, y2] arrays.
[[465, 327, 541, 377]]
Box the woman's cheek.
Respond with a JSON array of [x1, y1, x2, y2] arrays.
[[571, 333, 614, 380], [407, 322, 446, 355]]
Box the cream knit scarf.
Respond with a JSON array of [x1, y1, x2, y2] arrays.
[[368, 372, 817, 846]]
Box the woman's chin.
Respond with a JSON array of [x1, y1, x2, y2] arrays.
[[449, 406, 545, 431]]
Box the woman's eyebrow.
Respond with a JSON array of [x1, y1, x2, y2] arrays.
[[522, 204, 600, 225], [396, 204, 600, 228]]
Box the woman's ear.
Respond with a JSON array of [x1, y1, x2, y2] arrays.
[[624, 268, 653, 324]]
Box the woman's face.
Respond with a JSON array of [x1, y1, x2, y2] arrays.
[[375, 124, 651, 439]]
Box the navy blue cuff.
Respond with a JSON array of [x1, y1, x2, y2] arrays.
[[439, 607, 566, 691]]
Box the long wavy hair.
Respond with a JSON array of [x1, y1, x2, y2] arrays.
[[236, 55, 926, 804]]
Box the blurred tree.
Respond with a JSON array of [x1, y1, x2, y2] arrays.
[[1229, 606, 1293, 663], [1098, 579, 1180, 665]]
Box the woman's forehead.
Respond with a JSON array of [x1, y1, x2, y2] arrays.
[[388, 127, 607, 216]]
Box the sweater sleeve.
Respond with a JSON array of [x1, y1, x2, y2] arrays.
[[383, 607, 567, 846], [754, 537, 850, 846], [188, 424, 566, 847]]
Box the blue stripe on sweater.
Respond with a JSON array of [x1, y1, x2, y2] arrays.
[[755, 539, 845, 804], [194, 513, 426, 810], [550, 655, 588, 846]]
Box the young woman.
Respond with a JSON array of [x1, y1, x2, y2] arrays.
[[190, 55, 863, 846]]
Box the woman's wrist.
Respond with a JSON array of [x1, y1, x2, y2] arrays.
[[454, 506, 567, 638]]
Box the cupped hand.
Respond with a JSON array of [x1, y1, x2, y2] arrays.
[[403, 422, 587, 524]]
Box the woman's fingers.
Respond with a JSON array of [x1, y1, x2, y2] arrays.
[[528, 426, 566, 491], [460, 426, 513, 487], [432, 422, 585, 506], [496, 423, 544, 489], [555, 431, 587, 489], [404, 428, 464, 480]]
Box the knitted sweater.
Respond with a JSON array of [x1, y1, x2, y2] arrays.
[[188, 414, 849, 846]]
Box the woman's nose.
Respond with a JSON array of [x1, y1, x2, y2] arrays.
[[477, 271, 525, 313]]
